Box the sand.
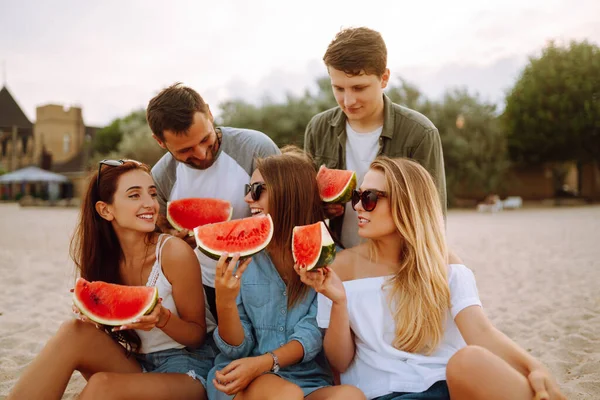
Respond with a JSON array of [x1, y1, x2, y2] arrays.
[[0, 203, 598, 399]]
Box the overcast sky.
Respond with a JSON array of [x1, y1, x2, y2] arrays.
[[1, 0, 599, 127]]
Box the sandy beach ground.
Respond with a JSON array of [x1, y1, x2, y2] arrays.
[[0, 203, 598, 399]]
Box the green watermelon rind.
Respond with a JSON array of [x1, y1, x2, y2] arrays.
[[194, 214, 274, 261], [72, 278, 159, 327], [292, 221, 337, 271], [318, 167, 357, 204], [167, 199, 233, 237]]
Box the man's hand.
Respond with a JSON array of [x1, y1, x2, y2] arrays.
[[156, 214, 197, 248], [323, 203, 344, 219]]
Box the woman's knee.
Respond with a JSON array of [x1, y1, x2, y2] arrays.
[[80, 372, 120, 399], [56, 319, 100, 341], [328, 385, 367, 400], [447, 345, 491, 385], [274, 383, 304, 400]]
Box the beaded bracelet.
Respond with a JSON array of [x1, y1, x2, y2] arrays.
[[157, 309, 171, 329]]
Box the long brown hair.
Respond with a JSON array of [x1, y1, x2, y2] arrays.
[[369, 157, 450, 355], [70, 160, 153, 353], [255, 146, 326, 308]]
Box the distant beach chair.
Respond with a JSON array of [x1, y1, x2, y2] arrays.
[[502, 196, 523, 210], [477, 194, 503, 213]]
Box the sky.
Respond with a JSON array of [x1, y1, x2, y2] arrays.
[[1, 0, 599, 127]]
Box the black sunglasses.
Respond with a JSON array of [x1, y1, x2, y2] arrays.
[[351, 189, 387, 212], [244, 182, 266, 201], [97, 159, 141, 190]]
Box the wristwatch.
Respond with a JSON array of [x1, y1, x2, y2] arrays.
[[267, 351, 280, 373]]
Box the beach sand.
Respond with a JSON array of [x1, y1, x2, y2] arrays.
[[1, 203, 598, 399]]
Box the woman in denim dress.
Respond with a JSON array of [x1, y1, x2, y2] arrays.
[[8, 160, 215, 400], [207, 148, 365, 399]]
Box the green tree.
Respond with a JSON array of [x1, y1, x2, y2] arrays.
[[431, 88, 510, 203], [93, 110, 148, 155], [504, 40, 600, 165], [217, 79, 337, 148], [90, 109, 165, 167]]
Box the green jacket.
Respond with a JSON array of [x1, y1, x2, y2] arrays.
[[304, 94, 447, 238]]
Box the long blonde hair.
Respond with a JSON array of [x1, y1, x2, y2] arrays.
[[255, 146, 325, 308], [369, 157, 450, 355]]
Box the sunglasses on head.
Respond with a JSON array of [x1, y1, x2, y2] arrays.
[[97, 159, 142, 190], [351, 189, 387, 212], [244, 182, 266, 201]]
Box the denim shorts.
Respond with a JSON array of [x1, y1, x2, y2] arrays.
[[135, 336, 218, 388], [373, 381, 450, 400]]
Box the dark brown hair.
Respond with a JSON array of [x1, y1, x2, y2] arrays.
[[146, 82, 209, 141], [70, 160, 154, 353], [255, 146, 326, 308], [323, 27, 387, 76]]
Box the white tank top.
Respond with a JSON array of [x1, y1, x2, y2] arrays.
[[135, 234, 184, 354]]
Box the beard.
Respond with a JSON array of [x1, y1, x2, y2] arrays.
[[171, 128, 222, 170]]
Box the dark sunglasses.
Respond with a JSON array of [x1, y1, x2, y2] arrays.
[[244, 182, 266, 201], [351, 189, 387, 212], [97, 159, 141, 189]]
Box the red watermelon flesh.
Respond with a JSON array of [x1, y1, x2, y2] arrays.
[[292, 221, 336, 270], [316, 166, 357, 203], [167, 198, 233, 235], [194, 214, 274, 260], [73, 278, 158, 326]]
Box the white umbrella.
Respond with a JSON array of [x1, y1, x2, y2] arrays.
[[0, 166, 69, 183]]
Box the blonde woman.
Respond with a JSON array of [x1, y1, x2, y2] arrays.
[[297, 157, 565, 400]]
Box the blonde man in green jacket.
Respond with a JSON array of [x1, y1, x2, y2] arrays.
[[305, 27, 447, 248]]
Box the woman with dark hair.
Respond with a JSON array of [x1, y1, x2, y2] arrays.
[[207, 148, 365, 400], [8, 159, 215, 400]]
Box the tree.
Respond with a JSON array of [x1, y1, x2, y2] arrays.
[[431, 88, 510, 203], [504, 40, 600, 165], [217, 78, 337, 148], [90, 109, 165, 168], [93, 110, 148, 155]]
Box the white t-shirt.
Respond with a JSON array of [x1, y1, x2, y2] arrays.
[[342, 122, 383, 248], [317, 264, 482, 399], [170, 152, 251, 288]]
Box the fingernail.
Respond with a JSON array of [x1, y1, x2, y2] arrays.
[[133, 319, 140, 323]]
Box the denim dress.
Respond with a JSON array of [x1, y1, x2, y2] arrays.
[[207, 251, 333, 399]]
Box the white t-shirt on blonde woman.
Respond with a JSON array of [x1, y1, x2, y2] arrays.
[[317, 264, 482, 399]]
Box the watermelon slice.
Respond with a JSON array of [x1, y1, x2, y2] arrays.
[[292, 221, 336, 271], [194, 214, 274, 260], [167, 198, 233, 236], [72, 278, 158, 326], [316, 165, 357, 203]]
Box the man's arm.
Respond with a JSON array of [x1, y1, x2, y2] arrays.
[[303, 118, 316, 159], [413, 128, 447, 216]]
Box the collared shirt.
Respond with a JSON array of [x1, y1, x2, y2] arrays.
[[304, 94, 447, 238], [211, 251, 333, 395]]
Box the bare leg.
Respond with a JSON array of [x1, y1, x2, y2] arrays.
[[79, 372, 206, 400], [447, 345, 535, 400], [235, 374, 304, 400], [306, 384, 366, 400], [7, 319, 140, 400]]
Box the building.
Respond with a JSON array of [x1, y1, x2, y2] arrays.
[[0, 85, 98, 199]]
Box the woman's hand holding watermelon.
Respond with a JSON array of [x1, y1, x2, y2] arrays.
[[215, 253, 252, 305], [71, 304, 101, 329], [112, 299, 165, 332], [295, 265, 346, 305]]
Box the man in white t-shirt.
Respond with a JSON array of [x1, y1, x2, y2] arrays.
[[305, 27, 446, 248], [146, 83, 280, 328]]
